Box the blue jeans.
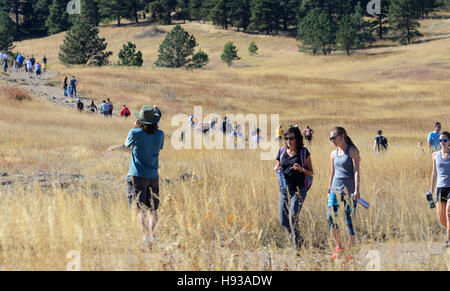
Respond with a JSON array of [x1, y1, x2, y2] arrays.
[[279, 187, 307, 250]]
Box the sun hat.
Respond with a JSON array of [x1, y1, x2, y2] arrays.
[[134, 105, 161, 125]]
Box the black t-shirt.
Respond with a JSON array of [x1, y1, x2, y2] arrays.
[[276, 147, 310, 191], [375, 135, 388, 151]]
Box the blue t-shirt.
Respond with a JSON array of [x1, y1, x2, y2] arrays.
[[428, 131, 441, 152], [126, 128, 164, 179], [70, 78, 76, 87]]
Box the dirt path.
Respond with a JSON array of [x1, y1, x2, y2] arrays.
[[0, 70, 120, 117]]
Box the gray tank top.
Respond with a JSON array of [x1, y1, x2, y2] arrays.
[[332, 146, 355, 194], [436, 151, 450, 188]]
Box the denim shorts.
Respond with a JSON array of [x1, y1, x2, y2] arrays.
[[436, 187, 450, 203], [127, 176, 160, 211]]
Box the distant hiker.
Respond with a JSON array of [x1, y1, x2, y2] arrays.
[[30, 55, 35, 67], [125, 105, 164, 247], [276, 125, 283, 141], [100, 100, 109, 117], [121, 104, 131, 118], [428, 131, 450, 248], [303, 126, 314, 145], [327, 127, 361, 261], [70, 76, 77, 98], [374, 130, 388, 154], [42, 55, 47, 72], [189, 114, 195, 128], [16, 54, 24, 72], [222, 117, 227, 135], [76, 99, 84, 112], [107, 98, 113, 116], [1, 52, 8, 72], [35, 63, 41, 78], [87, 100, 97, 113], [418, 142, 425, 156], [251, 128, 263, 146], [26, 58, 33, 78], [63, 76, 68, 97], [274, 126, 314, 253], [428, 122, 442, 153]]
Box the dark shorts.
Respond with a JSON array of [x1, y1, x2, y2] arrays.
[[436, 187, 450, 203], [127, 176, 160, 211], [306, 136, 312, 141]]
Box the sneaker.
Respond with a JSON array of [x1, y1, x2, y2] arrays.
[[343, 255, 353, 262], [331, 247, 344, 260]]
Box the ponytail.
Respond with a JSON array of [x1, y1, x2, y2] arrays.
[[333, 126, 359, 153]]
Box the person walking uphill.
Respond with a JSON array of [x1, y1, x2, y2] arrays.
[[120, 104, 130, 118], [428, 131, 450, 248], [125, 106, 164, 247], [274, 126, 314, 253], [327, 126, 361, 261]]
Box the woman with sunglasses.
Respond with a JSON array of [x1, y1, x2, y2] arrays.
[[274, 127, 314, 252], [327, 126, 360, 260], [429, 131, 450, 248]]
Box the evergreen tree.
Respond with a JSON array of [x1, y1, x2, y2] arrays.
[[128, 0, 147, 23], [118, 42, 144, 66], [189, 49, 209, 68], [221, 41, 240, 67], [0, 0, 11, 14], [177, 0, 191, 23], [297, 8, 336, 55], [388, 0, 423, 44], [0, 11, 16, 52], [148, 0, 177, 24], [46, 0, 70, 35], [249, 0, 280, 34], [248, 41, 258, 55], [59, 16, 112, 66], [189, 0, 207, 21], [369, 0, 390, 40], [155, 24, 199, 68], [210, 0, 232, 29], [81, 0, 101, 26], [230, 0, 251, 31], [98, 0, 131, 26], [279, 0, 300, 30]]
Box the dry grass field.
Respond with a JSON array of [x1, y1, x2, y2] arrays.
[[0, 15, 449, 270]]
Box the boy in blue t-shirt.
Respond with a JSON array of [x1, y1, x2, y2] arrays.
[[428, 122, 442, 153]]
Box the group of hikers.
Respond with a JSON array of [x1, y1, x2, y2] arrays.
[[0, 52, 46, 78], [124, 108, 449, 257]]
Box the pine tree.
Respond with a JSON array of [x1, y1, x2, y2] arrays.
[[128, 0, 147, 23], [59, 16, 112, 66], [0, 11, 16, 53], [148, 0, 177, 24], [155, 24, 199, 68], [177, 0, 191, 23], [98, 0, 132, 26], [279, 0, 300, 30], [388, 0, 423, 44], [118, 42, 143, 66], [249, 0, 281, 35], [81, 0, 101, 26], [230, 0, 251, 31], [189, 49, 209, 68], [189, 0, 206, 21], [221, 41, 240, 67], [46, 0, 70, 35], [370, 0, 390, 40], [297, 8, 336, 55], [210, 0, 231, 29], [248, 41, 258, 55]]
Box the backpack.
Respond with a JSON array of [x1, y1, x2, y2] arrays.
[[279, 147, 314, 191]]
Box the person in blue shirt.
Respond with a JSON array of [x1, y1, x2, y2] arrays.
[[428, 122, 442, 153], [70, 76, 77, 98], [125, 105, 164, 246]]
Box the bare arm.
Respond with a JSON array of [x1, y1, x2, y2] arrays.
[[350, 147, 361, 200], [429, 153, 438, 193], [328, 151, 335, 193]]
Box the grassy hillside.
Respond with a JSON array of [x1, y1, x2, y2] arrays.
[[0, 17, 449, 270]]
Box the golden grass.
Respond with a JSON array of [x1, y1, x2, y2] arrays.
[[1, 16, 449, 270]]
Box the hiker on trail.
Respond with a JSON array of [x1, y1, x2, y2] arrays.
[[428, 122, 442, 153], [428, 131, 450, 248], [327, 126, 361, 261], [35, 63, 41, 78], [107, 98, 113, 116], [1, 52, 8, 72], [76, 99, 84, 112], [374, 130, 388, 154], [125, 105, 164, 247], [222, 117, 228, 135], [16, 54, 23, 72], [276, 125, 283, 141], [189, 114, 196, 128], [251, 128, 263, 146], [63, 76, 68, 97], [87, 100, 97, 113], [154, 105, 162, 118], [30, 55, 35, 67], [26, 58, 33, 78], [274, 126, 314, 252], [120, 104, 131, 118], [70, 76, 77, 98], [42, 55, 47, 72], [303, 126, 314, 145], [100, 100, 109, 117]]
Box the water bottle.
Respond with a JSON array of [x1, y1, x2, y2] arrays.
[[277, 170, 287, 191], [357, 197, 370, 209], [426, 192, 435, 209], [327, 191, 339, 208]]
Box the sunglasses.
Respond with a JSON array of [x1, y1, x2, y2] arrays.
[[284, 136, 295, 141], [329, 135, 339, 141], [440, 139, 449, 143]]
